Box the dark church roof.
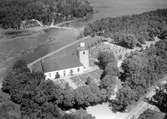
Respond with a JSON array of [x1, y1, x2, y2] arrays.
[[30, 36, 101, 73], [43, 47, 83, 73], [43, 54, 83, 72]]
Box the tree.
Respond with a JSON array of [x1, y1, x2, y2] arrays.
[[2, 59, 102, 119], [0, 101, 21, 119], [138, 109, 164, 119], [2, 60, 45, 104], [104, 62, 119, 76], [148, 84, 167, 113], [97, 51, 117, 69], [97, 51, 119, 100], [110, 85, 137, 112], [109, 36, 167, 112], [158, 27, 167, 39], [0, 0, 93, 29], [100, 75, 116, 97]]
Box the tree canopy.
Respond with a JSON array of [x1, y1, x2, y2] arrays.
[[110, 36, 167, 112], [84, 9, 167, 48], [0, 0, 93, 29], [1, 59, 104, 119], [97, 51, 119, 99]]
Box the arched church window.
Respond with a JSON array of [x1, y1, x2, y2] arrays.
[[64, 70, 66, 76], [55, 72, 60, 79], [77, 68, 80, 72], [70, 69, 73, 76]]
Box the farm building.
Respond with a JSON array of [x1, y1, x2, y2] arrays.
[[44, 42, 90, 80]]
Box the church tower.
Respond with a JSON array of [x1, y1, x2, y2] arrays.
[[78, 42, 89, 68]]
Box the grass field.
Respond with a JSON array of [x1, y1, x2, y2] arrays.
[[0, 27, 80, 83]]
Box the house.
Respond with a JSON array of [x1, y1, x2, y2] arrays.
[[44, 42, 90, 80]]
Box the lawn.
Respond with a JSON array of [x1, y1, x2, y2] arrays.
[[24, 28, 80, 63], [0, 30, 44, 82], [0, 27, 80, 83]]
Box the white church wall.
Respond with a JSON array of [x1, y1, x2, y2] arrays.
[[78, 42, 90, 68], [79, 50, 89, 68], [45, 66, 85, 80]]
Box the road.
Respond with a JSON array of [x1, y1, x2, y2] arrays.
[[51, 19, 77, 27], [126, 75, 167, 119]]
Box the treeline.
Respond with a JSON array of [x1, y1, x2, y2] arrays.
[[0, 0, 93, 29], [1, 60, 109, 119], [110, 31, 167, 112], [84, 9, 167, 49]]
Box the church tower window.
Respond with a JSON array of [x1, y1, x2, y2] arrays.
[[77, 68, 80, 72], [78, 42, 89, 68], [70, 69, 73, 76], [63, 70, 66, 76], [55, 72, 60, 79]]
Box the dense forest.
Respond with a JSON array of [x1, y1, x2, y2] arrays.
[[0, 0, 93, 29], [110, 29, 167, 112], [0, 49, 120, 119], [83, 9, 167, 49], [83, 9, 167, 113], [1, 60, 108, 119]]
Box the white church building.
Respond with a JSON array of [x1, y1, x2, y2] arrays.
[[44, 42, 90, 80]]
